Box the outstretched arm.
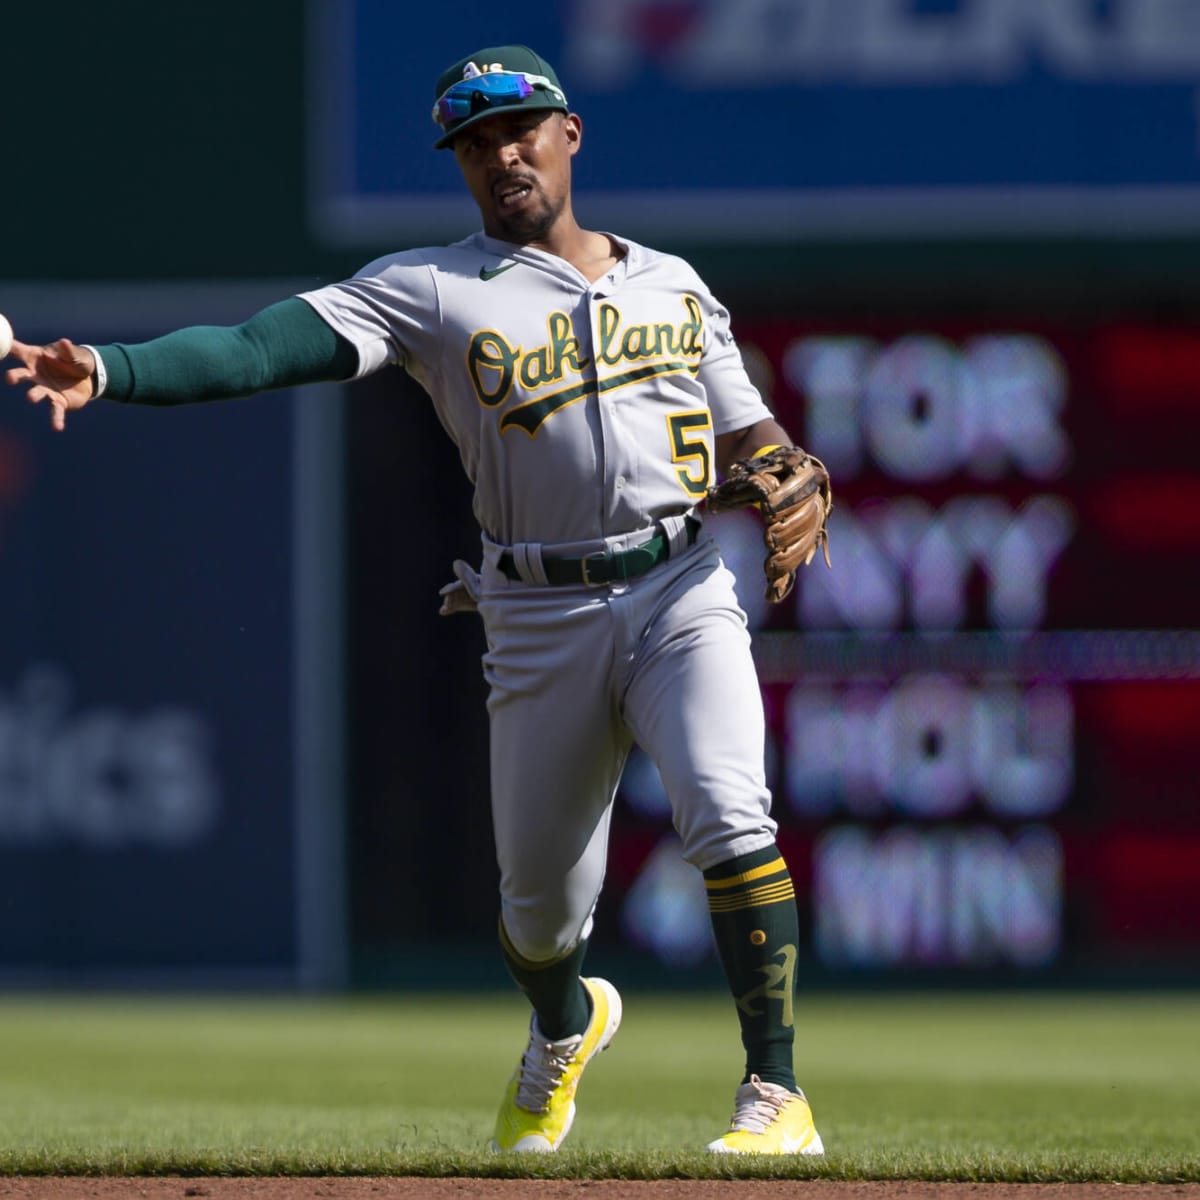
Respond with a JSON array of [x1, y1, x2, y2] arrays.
[[4, 298, 359, 431]]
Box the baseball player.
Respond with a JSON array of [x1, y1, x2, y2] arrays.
[[3, 45, 829, 1155]]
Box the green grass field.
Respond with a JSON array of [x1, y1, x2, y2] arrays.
[[0, 990, 1196, 1181]]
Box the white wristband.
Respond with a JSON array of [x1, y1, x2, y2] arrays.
[[80, 345, 108, 398]]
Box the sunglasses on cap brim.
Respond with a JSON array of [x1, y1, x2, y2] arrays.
[[432, 71, 566, 131]]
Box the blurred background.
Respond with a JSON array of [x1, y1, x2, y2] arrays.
[[2, 0, 1199, 994]]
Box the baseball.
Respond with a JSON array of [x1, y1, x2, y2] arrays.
[[0, 312, 12, 359]]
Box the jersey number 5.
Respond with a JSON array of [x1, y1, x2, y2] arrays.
[[667, 411, 713, 498]]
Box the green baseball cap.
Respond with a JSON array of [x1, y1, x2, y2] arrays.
[[431, 45, 568, 149]]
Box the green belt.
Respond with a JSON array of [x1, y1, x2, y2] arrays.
[[499, 519, 699, 587]]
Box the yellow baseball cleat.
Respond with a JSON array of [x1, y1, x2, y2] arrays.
[[490, 976, 622, 1153], [706, 1074, 826, 1156]]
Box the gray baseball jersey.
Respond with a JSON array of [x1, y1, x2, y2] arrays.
[[299, 232, 770, 548], [299, 232, 778, 961]]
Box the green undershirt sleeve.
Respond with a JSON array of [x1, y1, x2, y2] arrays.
[[96, 296, 360, 405]]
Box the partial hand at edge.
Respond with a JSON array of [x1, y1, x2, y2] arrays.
[[4, 338, 97, 432]]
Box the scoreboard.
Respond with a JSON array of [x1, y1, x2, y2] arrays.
[[610, 318, 1200, 978]]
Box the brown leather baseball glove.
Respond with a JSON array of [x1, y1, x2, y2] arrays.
[[706, 446, 832, 603]]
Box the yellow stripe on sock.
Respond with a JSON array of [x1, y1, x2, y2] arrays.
[[704, 856, 788, 892], [707, 879, 797, 913], [711, 878, 795, 904]]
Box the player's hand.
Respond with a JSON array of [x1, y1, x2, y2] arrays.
[[4, 338, 98, 432]]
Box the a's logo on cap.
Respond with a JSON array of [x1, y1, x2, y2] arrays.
[[461, 61, 507, 80]]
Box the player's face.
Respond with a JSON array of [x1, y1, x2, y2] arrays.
[[452, 110, 581, 244]]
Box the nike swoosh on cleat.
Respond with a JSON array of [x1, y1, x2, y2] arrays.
[[480, 263, 518, 281], [790, 1129, 825, 1155]]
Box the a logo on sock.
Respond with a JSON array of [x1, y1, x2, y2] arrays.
[[736, 943, 797, 1029]]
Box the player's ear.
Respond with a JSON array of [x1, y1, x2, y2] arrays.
[[562, 112, 583, 157]]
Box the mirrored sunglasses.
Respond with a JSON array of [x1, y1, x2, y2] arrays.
[[432, 71, 564, 130]]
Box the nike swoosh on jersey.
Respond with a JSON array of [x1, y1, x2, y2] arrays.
[[479, 263, 518, 281]]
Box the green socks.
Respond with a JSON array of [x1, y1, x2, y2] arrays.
[[704, 844, 800, 1091], [499, 919, 591, 1041], [496, 840, 802, 1081]]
